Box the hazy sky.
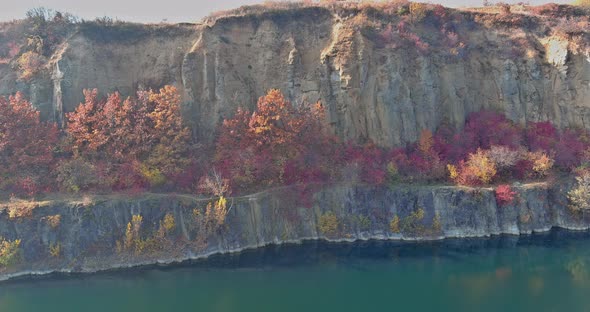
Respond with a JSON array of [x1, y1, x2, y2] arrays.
[[0, 0, 572, 23]]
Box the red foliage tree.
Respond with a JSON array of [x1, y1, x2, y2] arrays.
[[0, 92, 58, 195], [215, 89, 331, 193], [495, 184, 517, 206], [65, 86, 191, 190]]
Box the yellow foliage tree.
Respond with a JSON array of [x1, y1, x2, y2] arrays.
[[466, 149, 497, 185], [530, 152, 554, 177], [121, 214, 144, 254]]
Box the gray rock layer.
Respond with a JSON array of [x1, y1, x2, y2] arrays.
[[0, 183, 587, 281], [1, 7, 589, 145]]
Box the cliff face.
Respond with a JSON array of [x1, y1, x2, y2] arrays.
[[1, 5, 589, 145], [0, 182, 587, 280]]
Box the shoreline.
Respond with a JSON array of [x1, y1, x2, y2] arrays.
[[1, 183, 586, 283], [3, 223, 589, 284]]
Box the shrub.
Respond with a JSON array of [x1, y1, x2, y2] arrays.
[[45, 214, 61, 229], [55, 158, 98, 192], [6, 196, 36, 219], [399, 208, 426, 235], [555, 130, 586, 169], [318, 211, 338, 236], [16, 51, 45, 81], [390, 215, 400, 233], [118, 214, 144, 254], [568, 171, 590, 213], [526, 121, 558, 152], [206, 196, 228, 229], [466, 149, 497, 185], [463, 111, 522, 150], [198, 170, 230, 197], [487, 145, 520, 172], [495, 184, 517, 206], [156, 213, 176, 240], [432, 213, 442, 232], [49, 243, 61, 258], [0, 237, 21, 268], [140, 165, 167, 188], [451, 149, 497, 186], [530, 151, 554, 177], [0, 41, 20, 64], [386, 161, 400, 184]]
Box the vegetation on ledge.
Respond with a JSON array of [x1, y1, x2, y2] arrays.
[[1, 84, 590, 213]]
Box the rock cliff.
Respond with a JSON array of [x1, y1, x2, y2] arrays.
[[0, 182, 588, 281], [0, 4, 589, 145]]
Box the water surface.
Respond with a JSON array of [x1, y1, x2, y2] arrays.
[[2, 230, 590, 312]]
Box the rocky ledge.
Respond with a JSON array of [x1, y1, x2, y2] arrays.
[[0, 181, 587, 281]]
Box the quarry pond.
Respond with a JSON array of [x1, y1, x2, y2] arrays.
[[2, 230, 590, 311]]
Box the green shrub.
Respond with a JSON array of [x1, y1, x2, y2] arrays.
[[56, 158, 99, 193], [400, 208, 426, 235], [319, 211, 338, 236], [432, 212, 442, 233], [357, 215, 371, 231], [0, 237, 22, 267]]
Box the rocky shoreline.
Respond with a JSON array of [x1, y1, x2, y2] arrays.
[[1, 182, 588, 282]]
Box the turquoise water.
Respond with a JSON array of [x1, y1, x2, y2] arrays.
[[2, 230, 590, 312]]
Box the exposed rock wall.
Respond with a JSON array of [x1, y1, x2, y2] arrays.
[[1, 6, 588, 145], [0, 182, 587, 281]]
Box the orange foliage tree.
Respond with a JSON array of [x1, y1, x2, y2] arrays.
[[0, 92, 58, 195], [215, 89, 332, 193], [65, 86, 191, 190], [449, 148, 497, 186]]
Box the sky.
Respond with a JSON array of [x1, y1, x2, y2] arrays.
[[0, 0, 572, 23]]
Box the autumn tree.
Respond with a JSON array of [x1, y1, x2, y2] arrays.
[[215, 89, 330, 193], [0, 92, 58, 195], [450, 149, 497, 186], [65, 86, 191, 190]]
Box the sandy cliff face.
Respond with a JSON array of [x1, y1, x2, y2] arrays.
[[0, 182, 586, 280], [0, 6, 589, 145]]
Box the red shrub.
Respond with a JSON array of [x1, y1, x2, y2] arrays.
[[554, 129, 587, 169], [513, 159, 534, 180], [526, 121, 558, 152], [495, 184, 517, 206], [343, 142, 387, 185], [464, 111, 522, 150], [13, 176, 41, 197]]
